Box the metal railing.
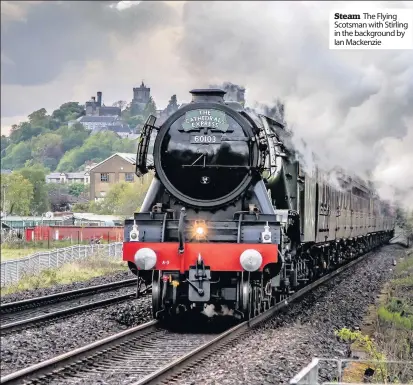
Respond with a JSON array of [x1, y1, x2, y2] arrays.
[[290, 358, 413, 384], [1, 242, 123, 287]]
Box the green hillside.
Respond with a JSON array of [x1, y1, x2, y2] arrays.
[[1, 102, 140, 172]]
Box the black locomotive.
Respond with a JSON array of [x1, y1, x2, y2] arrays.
[[123, 88, 395, 320]]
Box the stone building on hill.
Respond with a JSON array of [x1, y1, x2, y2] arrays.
[[131, 81, 151, 115], [85, 91, 121, 117]]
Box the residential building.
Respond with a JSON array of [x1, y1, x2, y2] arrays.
[[68, 117, 83, 128], [46, 172, 90, 184], [89, 152, 153, 201], [1, 169, 12, 175], [89, 153, 136, 201], [91, 120, 133, 139], [78, 116, 118, 131]]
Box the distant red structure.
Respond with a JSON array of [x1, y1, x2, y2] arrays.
[[25, 226, 124, 242]]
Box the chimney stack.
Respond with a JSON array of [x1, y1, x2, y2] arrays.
[[190, 89, 226, 103], [91, 96, 96, 102], [97, 92, 102, 107]]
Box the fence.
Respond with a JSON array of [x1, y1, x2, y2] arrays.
[[1, 242, 123, 287], [290, 358, 413, 384]]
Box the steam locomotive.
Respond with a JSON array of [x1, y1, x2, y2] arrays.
[[123, 89, 395, 320]]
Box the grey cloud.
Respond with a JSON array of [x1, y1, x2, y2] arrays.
[[174, 1, 413, 207], [1, 1, 177, 86], [1, 0, 412, 208]]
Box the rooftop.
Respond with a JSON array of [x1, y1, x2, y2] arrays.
[[98, 106, 121, 116], [1, 215, 66, 222], [89, 152, 136, 171], [80, 116, 118, 123], [108, 124, 131, 133], [46, 172, 89, 179], [73, 213, 123, 223]]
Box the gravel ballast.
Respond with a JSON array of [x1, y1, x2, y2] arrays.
[[1, 245, 408, 383], [175, 245, 408, 385], [1, 270, 135, 304], [0, 295, 152, 376]]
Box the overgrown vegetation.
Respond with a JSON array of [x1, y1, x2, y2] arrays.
[[1, 248, 50, 262], [375, 251, 413, 362], [335, 250, 413, 383], [1, 254, 127, 296], [72, 173, 153, 216], [1, 239, 93, 261], [335, 328, 388, 382]]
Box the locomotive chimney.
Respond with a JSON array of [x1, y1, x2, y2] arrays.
[[190, 89, 226, 103]]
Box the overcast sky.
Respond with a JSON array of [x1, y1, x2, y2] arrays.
[[1, 1, 413, 208]]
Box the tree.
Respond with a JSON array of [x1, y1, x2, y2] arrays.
[[46, 183, 72, 212], [1, 135, 10, 153], [0, 173, 34, 215], [166, 94, 179, 115], [143, 96, 157, 119], [126, 115, 145, 129], [56, 124, 89, 153], [18, 164, 49, 214], [9, 122, 45, 144], [51, 102, 84, 123], [112, 100, 128, 110], [121, 103, 132, 120], [1, 141, 33, 169], [28, 108, 48, 125], [56, 131, 134, 172], [68, 183, 86, 197], [71, 202, 90, 212], [31, 133, 64, 164], [2, 95, 150, 175], [112, 137, 137, 153], [89, 176, 153, 216]]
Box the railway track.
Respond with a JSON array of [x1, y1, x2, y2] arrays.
[[1, 251, 371, 385], [0, 278, 150, 334]]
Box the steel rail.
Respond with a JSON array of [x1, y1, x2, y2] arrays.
[[1, 280, 151, 333], [1, 278, 138, 311], [0, 320, 159, 384], [0, 250, 372, 385], [132, 251, 370, 385]]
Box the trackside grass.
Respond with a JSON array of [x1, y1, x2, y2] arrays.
[[1, 254, 128, 296]]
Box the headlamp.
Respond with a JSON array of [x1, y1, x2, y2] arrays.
[[192, 221, 207, 240]]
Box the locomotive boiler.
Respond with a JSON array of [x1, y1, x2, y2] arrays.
[[123, 88, 395, 320]]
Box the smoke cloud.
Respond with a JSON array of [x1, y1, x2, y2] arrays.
[[174, 1, 413, 209], [1, 1, 412, 208]]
